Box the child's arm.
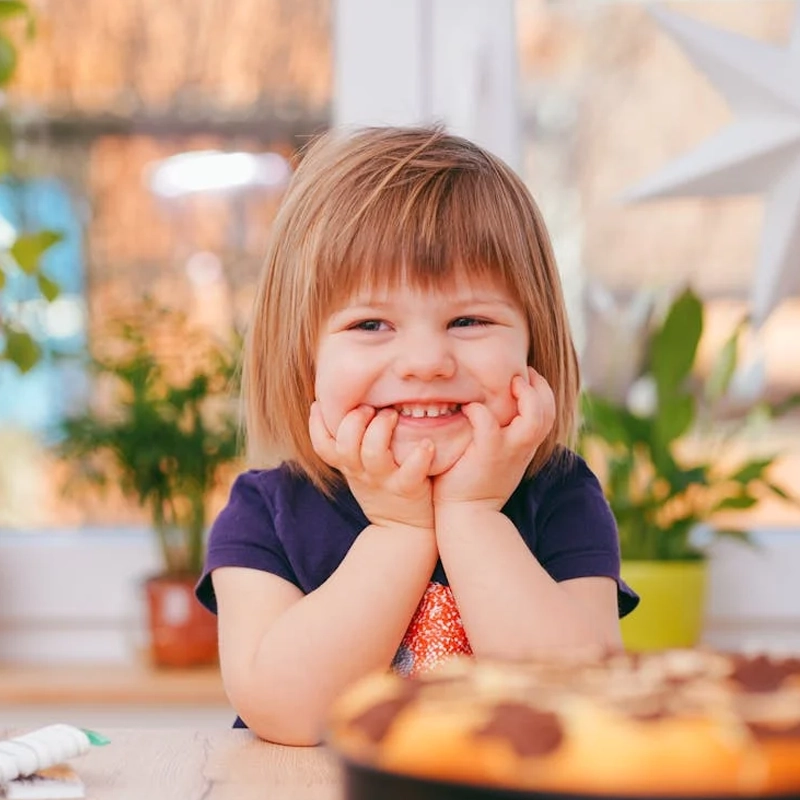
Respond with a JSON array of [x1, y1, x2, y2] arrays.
[[434, 504, 621, 659], [433, 370, 621, 660], [213, 520, 437, 746], [214, 403, 438, 746]]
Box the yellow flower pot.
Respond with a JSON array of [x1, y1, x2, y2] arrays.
[[620, 560, 707, 652]]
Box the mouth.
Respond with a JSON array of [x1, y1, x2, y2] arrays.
[[389, 403, 462, 419]]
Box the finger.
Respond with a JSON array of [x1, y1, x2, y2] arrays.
[[507, 372, 555, 448], [460, 402, 500, 450], [360, 408, 398, 474], [335, 405, 375, 471], [528, 370, 556, 432], [308, 402, 339, 466], [394, 438, 436, 493]]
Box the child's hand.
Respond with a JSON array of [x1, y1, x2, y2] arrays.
[[309, 402, 436, 531], [432, 368, 555, 512]]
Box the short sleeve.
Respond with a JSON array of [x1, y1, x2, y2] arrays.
[[195, 471, 299, 614], [535, 459, 639, 618]]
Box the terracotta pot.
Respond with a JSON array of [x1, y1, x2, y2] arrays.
[[144, 574, 218, 668]]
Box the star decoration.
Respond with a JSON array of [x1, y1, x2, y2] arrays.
[[624, 3, 800, 327]]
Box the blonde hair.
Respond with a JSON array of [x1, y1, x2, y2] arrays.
[[244, 126, 580, 492]]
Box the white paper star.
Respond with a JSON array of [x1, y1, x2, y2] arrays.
[[624, 3, 800, 327]]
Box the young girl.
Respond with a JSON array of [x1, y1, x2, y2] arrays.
[[195, 126, 639, 746]]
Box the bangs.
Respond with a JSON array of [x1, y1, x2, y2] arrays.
[[309, 162, 531, 317]]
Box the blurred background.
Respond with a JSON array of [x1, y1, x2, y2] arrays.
[[0, 0, 799, 727]]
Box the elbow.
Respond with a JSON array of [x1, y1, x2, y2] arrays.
[[223, 653, 349, 746], [248, 719, 323, 747], [230, 687, 328, 747], [598, 624, 624, 655]]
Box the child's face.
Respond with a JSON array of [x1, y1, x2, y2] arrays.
[[314, 275, 530, 476]]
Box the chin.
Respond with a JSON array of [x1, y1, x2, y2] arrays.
[[426, 451, 461, 476], [391, 437, 467, 477]]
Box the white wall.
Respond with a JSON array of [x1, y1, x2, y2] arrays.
[[0, 528, 160, 663], [704, 530, 800, 654]]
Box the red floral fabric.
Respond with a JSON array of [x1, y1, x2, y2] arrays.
[[391, 582, 473, 676]]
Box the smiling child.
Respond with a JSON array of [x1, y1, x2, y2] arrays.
[[195, 126, 639, 745]]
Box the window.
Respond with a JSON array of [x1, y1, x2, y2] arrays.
[[0, 177, 87, 437]]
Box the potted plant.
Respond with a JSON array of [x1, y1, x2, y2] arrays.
[[58, 301, 242, 667], [579, 287, 799, 651]]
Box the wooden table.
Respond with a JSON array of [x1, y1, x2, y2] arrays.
[[4, 729, 343, 800], [0, 664, 228, 706]]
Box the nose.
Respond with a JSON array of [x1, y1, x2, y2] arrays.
[[393, 330, 456, 381]]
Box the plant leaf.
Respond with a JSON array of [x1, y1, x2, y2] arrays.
[[10, 230, 63, 274], [765, 482, 800, 507], [705, 322, 742, 403], [582, 392, 653, 447], [662, 462, 709, 494], [581, 393, 631, 446], [0, 263, 5, 290], [37, 272, 60, 302], [655, 392, 695, 445], [729, 458, 773, 484], [713, 495, 759, 511], [773, 392, 800, 418], [651, 288, 703, 396], [0, 34, 15, 85], [3, 327, 40, 372], [765, 482, 791, 500], [0, 1, 29, 19]]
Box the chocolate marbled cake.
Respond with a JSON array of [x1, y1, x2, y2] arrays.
[[328, 650, 800, 798]]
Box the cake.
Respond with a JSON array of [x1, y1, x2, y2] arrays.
[[327, 649, 800, 798]]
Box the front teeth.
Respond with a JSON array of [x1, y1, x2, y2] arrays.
[[396, 403, 460, 418]]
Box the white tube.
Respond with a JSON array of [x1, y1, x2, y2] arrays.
[[0, 726, 91, 785]]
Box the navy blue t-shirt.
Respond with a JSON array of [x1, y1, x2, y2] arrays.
[[196, 450, 639, 727]]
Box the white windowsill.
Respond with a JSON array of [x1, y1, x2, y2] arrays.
[[1, 526, 800, 663]]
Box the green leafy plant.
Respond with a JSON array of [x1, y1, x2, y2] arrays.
[[58, 303, 243, 576], [579, 287, 800, 561], [1, 228, 63, 371], [0, 0, 63, 373]]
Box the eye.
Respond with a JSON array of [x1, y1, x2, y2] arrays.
[[350, 319, 389, 332], [449, 316, 491, 328]]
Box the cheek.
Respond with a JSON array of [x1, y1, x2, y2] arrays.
[[484, 356, 529, 425], [314, 368, 349, 434], [314, 346, 376, 433]]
